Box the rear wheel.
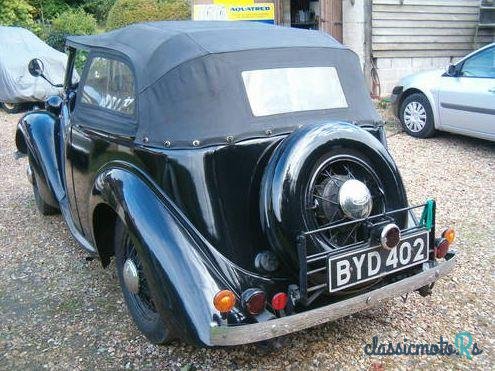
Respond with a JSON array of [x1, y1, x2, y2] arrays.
[[1, 102, 23, 114], [114, 220, 173, 344], [399, 93, 436, 138]]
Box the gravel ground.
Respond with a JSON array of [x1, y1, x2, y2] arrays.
[[0, 108, 494, 370]]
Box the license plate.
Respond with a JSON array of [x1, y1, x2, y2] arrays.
[[328, 232, 429, 293]]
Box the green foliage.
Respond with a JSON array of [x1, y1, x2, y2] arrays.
[[74, 49, 89, 74], [378, 97, 390, 110], [45, 30, 68, 51], [28, 0, 69, 20], [106, 0, 191, 30], [51, 8, 97, 35], [82, 0, 116, 23], [0, 0, 39, 31]]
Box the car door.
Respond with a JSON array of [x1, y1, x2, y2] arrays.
[[68, 53, 138, 238], [437, 46, 495, 138]]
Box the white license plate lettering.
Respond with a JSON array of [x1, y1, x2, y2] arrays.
[[328, 232, 429, 292], [399, 241, 412, 265], [385, 246, 398, 268], [413, 237, 425, 262]]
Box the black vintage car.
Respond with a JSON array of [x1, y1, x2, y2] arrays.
[[15, 21, 456, 346]]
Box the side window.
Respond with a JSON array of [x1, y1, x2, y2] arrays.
[[461, 47, 495, 78], [81, 57, 135, 115]]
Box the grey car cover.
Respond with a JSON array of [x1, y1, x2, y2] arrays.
[[0, 26, 67, 103]]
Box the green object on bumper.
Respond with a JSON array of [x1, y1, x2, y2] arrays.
[[419, 199, 435, 230]]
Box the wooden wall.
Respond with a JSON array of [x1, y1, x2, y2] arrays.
[[372, 0, 495, 58]]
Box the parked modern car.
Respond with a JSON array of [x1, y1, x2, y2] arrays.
[[15, 21, 456, 346], [391, 43, 495, 141], [0, 26, 67, 113]]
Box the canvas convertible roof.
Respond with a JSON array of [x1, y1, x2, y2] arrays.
[[66, 21, 344, 92], [68, 21, 378, 148]]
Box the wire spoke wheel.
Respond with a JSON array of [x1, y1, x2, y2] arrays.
[[122, 233, 158, 322], [305, 156, 385, 249]]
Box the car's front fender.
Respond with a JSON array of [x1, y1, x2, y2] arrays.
[[398, 70, 444, 129], [89, 164, 277, 345], [16, 111, 63, 203]]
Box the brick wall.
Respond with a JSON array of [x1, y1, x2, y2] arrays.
[[375, 56, 454, 96]]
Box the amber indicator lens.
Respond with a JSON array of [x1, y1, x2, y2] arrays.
[[271, 292, 288, 311], [242, 289, 266, 315], [213, 290, 236, 313], [442, 228, 456, 244]]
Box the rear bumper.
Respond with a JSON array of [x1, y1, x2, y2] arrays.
[[209, 251, 456, 346]]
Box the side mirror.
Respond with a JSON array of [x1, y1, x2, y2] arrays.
[[28, 58, 45, 77], [447, 64, 457, 77]]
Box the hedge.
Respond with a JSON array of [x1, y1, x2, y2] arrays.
[[106, 0, 190, 30]]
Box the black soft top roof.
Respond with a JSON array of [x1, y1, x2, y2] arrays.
[[68, 21, 378, 148], [66, 21, 344, 91]]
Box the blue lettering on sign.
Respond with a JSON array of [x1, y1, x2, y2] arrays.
[[230, 6, 271, 12]]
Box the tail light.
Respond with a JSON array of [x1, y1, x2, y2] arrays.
[[435, 238, 450, 259], [381, 224, 401, 250], [242, 288, 266, 315], [213, 290, 236, 313], [271, 292, 288, 311], [442, 228, 456, 244]]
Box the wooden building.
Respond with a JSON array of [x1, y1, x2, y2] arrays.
[[193, 0, 495, 96]]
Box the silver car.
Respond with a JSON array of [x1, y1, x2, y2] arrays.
[[391, 43, 495, 141]]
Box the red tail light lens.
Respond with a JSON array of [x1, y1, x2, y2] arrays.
[[242, 289, 266, 315], [271, 292, 288, 311], [381, 224, 401, 250], [435, 237, 450, 259]]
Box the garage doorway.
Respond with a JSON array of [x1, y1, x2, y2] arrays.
[[278, 0, 342, 42]]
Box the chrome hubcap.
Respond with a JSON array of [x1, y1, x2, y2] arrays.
[[403, 102, 426, 132], [338, 179, 373, 219], [123, 258, 140, 294]]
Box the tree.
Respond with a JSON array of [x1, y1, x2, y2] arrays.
[[106, 0, 190, 30], [0, 0, 38, 31]]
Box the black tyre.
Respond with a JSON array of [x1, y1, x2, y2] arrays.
[[32, 180, 59, 215], [29, 158, 59, 216], [399, 93, 436, 138], [114, 220, 173, 344], [1, 102, 23, 114]]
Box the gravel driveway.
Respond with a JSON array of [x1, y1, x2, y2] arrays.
[[1, 110, 494, 370]]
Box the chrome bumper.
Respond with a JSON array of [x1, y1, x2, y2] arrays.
[[209, 252, 456, 346]]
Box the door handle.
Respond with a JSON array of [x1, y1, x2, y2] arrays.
[[489, 88, 495, 93]]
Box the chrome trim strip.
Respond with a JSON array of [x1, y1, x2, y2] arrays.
[[209, 253, 456, 346]]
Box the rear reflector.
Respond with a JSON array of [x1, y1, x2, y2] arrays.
[[271, 292, 288, 311], [242, 288, 266, 315], [435, 237, 450, 259]]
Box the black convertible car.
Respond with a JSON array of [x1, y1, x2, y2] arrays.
[[15, 21, 456, 346]]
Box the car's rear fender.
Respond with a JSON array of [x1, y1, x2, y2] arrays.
[[16, 111, 64, 203], [89, 164, 277, 345]]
